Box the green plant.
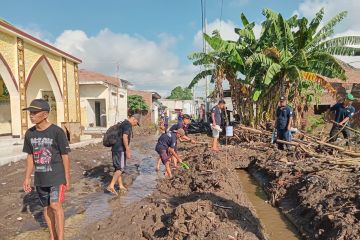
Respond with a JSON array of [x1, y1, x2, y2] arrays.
[[167, 86, 193, 100], [128, 95, 148, 113], [306, 114, 325, 133], [188, 8, 360, 127]]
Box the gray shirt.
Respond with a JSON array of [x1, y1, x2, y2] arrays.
[[211, 105, 222, 125]]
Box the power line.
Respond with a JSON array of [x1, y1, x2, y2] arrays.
[[219, 0, 224, 31]]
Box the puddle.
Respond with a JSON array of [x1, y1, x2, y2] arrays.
[[122, 157, 158, 206], [14, 135, 160, 239], [238, 170, 300, 240]]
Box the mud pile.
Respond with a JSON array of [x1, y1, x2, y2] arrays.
[[86, 139, 266, 240], [246, 145, 360, 240]]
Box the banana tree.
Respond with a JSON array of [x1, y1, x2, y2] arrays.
[[245, 8, 360, 127]]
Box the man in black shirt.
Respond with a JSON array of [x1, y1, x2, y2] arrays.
[[106, 114, 140, 195], [328, 93, 355, 144], [22, 99, 70, 240], [211, 100, 226, 151], [155, 129, 185, 178]]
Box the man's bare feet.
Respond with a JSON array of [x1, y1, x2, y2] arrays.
[[106, 186, 118, 196]]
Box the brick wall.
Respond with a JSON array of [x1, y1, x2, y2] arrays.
[[128, 89, 153, 126]]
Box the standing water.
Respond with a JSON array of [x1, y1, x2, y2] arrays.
[[238, 170, 300, 240]]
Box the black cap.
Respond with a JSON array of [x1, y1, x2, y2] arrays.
[[183, 114, 191, 119], [23, 99, 50, 112], [280, 96, 286, 101], [218, 99, 226, 104]]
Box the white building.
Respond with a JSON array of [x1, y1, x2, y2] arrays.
[[158, 98, 204, 121], [79, 69, 130, 129]]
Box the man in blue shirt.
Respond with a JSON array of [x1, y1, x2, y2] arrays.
[[155, 129, 185, 178], [329, 93, 355, 144], [274, 96, 293, 150], [156, 114, 196, 171], [211, 100, 226, 151]]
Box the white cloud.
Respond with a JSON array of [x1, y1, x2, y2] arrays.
[[193, 19, 262, 50], [193, 19, 238, 50], [54, 29, 196, 97]]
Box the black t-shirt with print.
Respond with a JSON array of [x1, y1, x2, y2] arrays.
[[111, 120, 132, 152], [23, 124, 70, 187]]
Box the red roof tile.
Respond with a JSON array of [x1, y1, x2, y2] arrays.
[[79, 69, 121, 87]]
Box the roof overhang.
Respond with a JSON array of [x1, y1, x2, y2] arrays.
[[0, 20, 82, 64]]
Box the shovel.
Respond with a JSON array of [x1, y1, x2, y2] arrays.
[[180, 161, 190, 170]]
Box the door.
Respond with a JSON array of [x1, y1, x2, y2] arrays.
[[42, 91, 57, 124], [95, 101, 101, 126]]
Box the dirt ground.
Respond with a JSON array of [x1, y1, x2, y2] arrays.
[[1, 128, 359, 240], [0, 132, 157, 240], [83, 137, 267, 240], [245, 144, 360, 240]]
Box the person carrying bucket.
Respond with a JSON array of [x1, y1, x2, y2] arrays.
[[211, 100, 226, 151], [274, 96, 293, 150]]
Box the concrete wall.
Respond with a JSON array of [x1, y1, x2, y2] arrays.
[[0, 29, 81, 138], [80, 83, 127, 128], [128, 89, 152, 126]]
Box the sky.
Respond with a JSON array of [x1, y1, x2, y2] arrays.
[[1, 0, 360, 97]]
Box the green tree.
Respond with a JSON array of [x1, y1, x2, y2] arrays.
[[168, 86, 193, 100], [189, 8, 360, 127], [128, 95, 148, 113]]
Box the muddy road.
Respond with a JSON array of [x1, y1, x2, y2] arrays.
[[1, 130, 357, 240], [0, 134, 158, 240]]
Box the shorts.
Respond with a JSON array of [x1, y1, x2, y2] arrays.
[[212, 125, 221, 138], [36, 185, 65, 207], [156, 148, 171, 165], [112, 151, 126, 171]]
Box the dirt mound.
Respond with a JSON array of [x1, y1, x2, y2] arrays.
[[85, 135, 266, 240], [248, 146, 360, 239], [166, 199, 259, 240]]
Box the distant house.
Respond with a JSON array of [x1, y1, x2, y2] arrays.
[[158, 98, 204, 121], [79, 69, 130, 129], [152, 92, 162, 124]]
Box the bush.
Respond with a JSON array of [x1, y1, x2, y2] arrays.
[[306, 114, 325, 133]]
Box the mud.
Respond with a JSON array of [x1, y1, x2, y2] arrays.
[[1, 129, 359, 240], [244, 144, 360, 240], [84, 138, 267, 240], [0, 133, 157, 240]]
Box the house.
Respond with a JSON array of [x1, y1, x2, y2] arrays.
[[0, 19, 82, 141], [158, 98, 204, 121], [79, 69, 130, 129], [152, 92, 162, 124]]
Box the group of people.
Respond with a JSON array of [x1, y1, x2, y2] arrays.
[[20, 92, 356, 240], [274, 93, 356, 149]]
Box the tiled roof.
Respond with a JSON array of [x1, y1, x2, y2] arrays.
[[79, 69, 122, 87]]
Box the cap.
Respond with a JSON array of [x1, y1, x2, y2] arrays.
[[346, 93, 355, 101], [131, 113, 141, 126], [176, 128, 185, 137], [22, 99, 50, 112], [280, 96, 286, 101], [218, 99, 226, 104], [183, 114, 191, 119]]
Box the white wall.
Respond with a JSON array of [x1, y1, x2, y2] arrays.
[[80, 83, 128, 128]]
